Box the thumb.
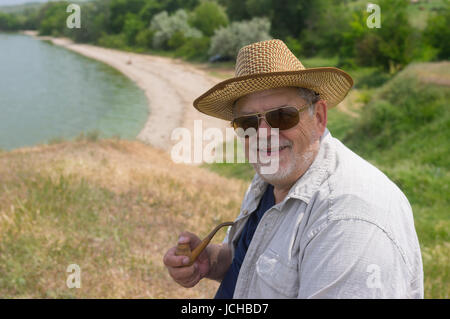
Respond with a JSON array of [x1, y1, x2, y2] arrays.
[[178, 231, 202, 250]]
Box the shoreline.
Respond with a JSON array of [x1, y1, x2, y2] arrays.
[[22, 30, 230, 158]]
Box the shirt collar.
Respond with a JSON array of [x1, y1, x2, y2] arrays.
[[242, 128, 334, 212], [287, 128, 333, 204]]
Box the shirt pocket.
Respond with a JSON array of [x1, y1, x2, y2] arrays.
[[255, 249, 299, 298]]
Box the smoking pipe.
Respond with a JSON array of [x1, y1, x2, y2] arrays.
[[175, 221, 234, 266]]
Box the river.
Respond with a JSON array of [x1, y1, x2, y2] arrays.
[[0, 33, 148, 150]]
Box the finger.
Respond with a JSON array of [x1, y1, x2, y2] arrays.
[[178, 231, 202, 249], [183, 272, 201, 288], [163, 247, 189, 267], [179, 265, 201, 288], [169, 263, 197, 282]]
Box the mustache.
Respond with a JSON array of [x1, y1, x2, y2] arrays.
[[248, 138, 292, 152]]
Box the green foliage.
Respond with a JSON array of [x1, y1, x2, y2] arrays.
[[209, 17, 271, 59], [150, 10, 202, 50], [70, 1, 108, 44], [340, 0, 415, 72], [189, 1, 229, 37], [299, 0, 352, 57], [138, 0, 163, 23], [222, 0, 322, 40], [135, 28, 154, 49], [8, 0, 446, 68], [107, 0, 147, 34], [37, 2, 68, 37], [285, 36, 302, 58], [175, 36, 211, 61], [0, 12, 21, 31], [423, 4, 450, 60], [123, 13, 145, 45], [98, 33, 128, 49]]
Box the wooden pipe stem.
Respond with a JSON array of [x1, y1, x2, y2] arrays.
[[175, 221, 234, 266]]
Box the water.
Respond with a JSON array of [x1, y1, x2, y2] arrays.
[[0, 33, 148, 150]]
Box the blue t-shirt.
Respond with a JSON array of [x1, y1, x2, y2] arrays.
[[215, 184, 275, 299]]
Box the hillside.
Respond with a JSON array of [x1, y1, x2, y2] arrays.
[[342, 62, 450, 298], [0, 62, 448, 298], [0, 138, 249, 298]]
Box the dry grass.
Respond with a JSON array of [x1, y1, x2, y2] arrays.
[[0, 139, 249, 298]]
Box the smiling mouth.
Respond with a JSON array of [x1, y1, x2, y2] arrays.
[[257, 145, 290, 154]]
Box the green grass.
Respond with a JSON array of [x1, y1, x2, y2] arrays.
[[0, 173, 118, 297]]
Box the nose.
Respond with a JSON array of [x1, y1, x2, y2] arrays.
[[257, 117, 273, 141], [258, 116, 271, 130]]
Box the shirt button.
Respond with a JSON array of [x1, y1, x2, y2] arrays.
[[243, 210, 248, 216]]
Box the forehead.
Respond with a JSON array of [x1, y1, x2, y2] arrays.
[[233, 87, 304, 115]]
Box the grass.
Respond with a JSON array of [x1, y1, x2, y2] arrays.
[[0, 139, 249, 298]]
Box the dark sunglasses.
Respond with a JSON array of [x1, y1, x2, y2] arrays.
[[231, 104, 310, 137]]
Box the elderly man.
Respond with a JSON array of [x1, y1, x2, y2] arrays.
[[163, 39, 423, 298]]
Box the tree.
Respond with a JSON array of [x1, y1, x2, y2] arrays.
[[37, 2, 69, 36], [123, 13, 145, 45], [108, 0, 147, 34], [0, 12, 20, 31], [423, 4, 450, 60], [222, 0, 327, 40], [189, 1, 228, 37], [209, 17, 272, 59], [150, 10, 202, 50], [340, 0, 415, 72]]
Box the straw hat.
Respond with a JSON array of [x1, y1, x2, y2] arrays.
[[193, 39, 353, 121]]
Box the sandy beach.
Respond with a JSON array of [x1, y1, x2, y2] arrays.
[[23, 31, 230, 158]]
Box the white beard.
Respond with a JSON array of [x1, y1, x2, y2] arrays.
[[252, 146, 316, 186]]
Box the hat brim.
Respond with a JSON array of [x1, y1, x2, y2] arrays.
[[193, 67, 354, 121]]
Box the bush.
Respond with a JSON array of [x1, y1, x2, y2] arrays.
[[0, 12, 21, 31], [167, 31, 187, 50], [297, 0, 352, 57], [98, 33, 127, 49], [344, 64, 449, 153], [70, 2, 108, 44], [37, 2, 69, 37], [122, 13, 145, 46], [189, 1, 228, 37], [423, 5, 450, 60], [175, 36, 211, 61], [208, 17, 272, 59], [339, 0, 415, 72], [135, 29, 154, 49], [285, 36, 302, 58], [150, 10, 202, 50]]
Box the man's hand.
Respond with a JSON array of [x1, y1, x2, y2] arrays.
[[163, 232, 210, 288]]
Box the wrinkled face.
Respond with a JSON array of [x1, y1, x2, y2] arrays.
[[233, 87, 327, 186]]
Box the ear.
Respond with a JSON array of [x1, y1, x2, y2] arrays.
[[314, 100, 328, 137]]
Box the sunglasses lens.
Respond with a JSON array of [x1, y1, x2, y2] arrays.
[[233, 116, 258, 137], [266, 106, 300, 130]]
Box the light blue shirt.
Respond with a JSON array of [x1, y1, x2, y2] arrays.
[[224, 128, 424, 298]]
